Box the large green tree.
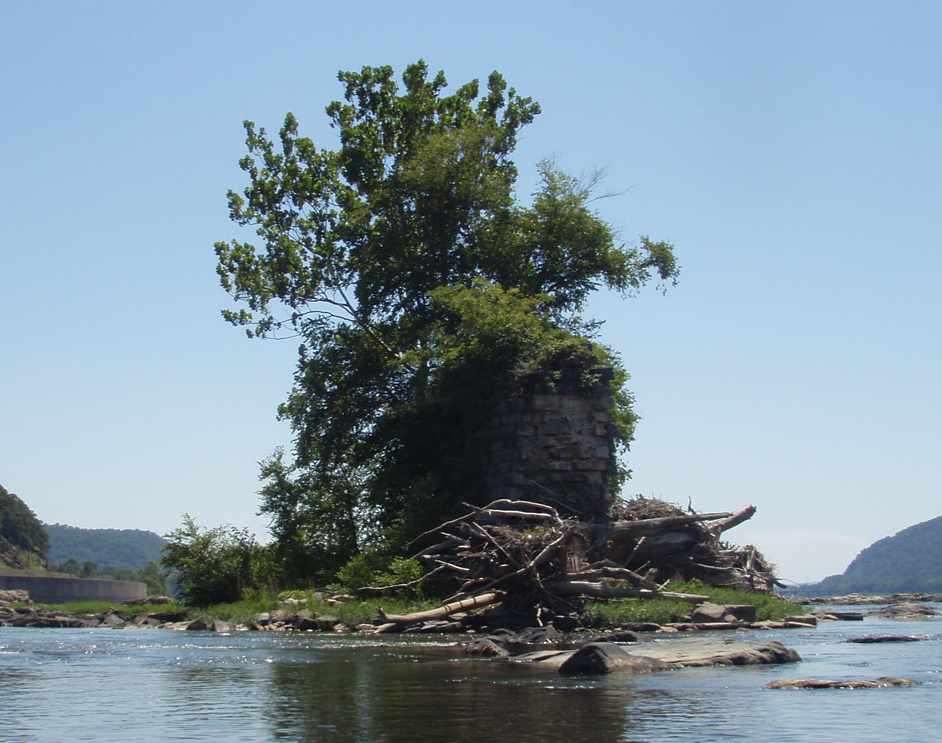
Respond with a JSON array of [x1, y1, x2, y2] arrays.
[[216, 61, 677, 574]]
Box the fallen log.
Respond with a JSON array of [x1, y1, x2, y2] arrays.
[[377, 592, 503, 625], [546, 581, 709, 604], [566, 565, 660, 590]]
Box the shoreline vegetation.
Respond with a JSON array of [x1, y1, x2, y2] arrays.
[[2, 581, 805, 633]]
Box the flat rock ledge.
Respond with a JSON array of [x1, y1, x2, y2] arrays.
[[867, 603, 940, 621], [802, 593, 942, 605], [768, 677, 917, 689], [510, 639, 800, 675]]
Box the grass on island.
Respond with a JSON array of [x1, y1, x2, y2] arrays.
[[20, 592, 438, 627], [24, 581, 802, 630], [582, 580, 804, 627], [19, 600, 184, 616], [190, 593, 440, 627]]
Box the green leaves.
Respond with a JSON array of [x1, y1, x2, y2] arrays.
[[161, 515, 256, 606]]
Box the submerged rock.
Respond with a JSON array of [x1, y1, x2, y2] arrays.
[[768, 677, 917, 689], [459, 626, 566, 656], [586, 630, 639, 644], [869, 603, 940, 621], [847, 635, 926, 643], [463, 638, 510, 658]]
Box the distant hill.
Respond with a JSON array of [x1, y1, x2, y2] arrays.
[[45, 524, 166, 572], [808, 514, 942, 594]]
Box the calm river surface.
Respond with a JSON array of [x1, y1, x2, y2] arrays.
[[1, 604, 939, 742]]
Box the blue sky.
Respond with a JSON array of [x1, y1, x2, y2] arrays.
[[2, 1, 939, 582]]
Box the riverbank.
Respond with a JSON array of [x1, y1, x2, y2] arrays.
[[1, 582, 806, 634], [16, 586, 938, 638]]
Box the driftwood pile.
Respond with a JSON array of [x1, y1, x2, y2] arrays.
[[374, 496, 777, 629]]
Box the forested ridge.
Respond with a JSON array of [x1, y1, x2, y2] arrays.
[[809, 514, 942, 593], [44, 524, 166, 573]]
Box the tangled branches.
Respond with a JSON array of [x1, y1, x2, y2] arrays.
[[373, 497, 775, 628]]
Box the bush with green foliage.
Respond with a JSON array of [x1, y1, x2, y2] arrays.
[[335, 553, 424, 596], [161, 515, 257, 606]]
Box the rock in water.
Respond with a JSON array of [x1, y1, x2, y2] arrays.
[[869, 603, 940, 620], [558, 643, 670, 675], [462, 638, 510, 658], [847, 635, 925, 643], [768, 677, 917, 689], [649, 640, 800, 668], [587, 630, 640, 644]]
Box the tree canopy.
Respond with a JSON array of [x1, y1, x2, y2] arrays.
[[215, 61, 678, 577]]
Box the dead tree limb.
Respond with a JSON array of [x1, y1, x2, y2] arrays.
[[377, 592, 504, 624], [609, 512, 733, 536], [545, 581, 709, 604], [708, 505, 757, 534]]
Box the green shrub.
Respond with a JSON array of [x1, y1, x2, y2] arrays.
[[335, 553, 425, 596], [161, 515, 256, 606], [335, 553, 386, 592]]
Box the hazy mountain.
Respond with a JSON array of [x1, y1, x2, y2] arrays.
[[45, 523, 166, 572], [808, 514, 942, 594]]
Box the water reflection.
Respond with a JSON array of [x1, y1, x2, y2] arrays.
[[265, 651, 635, 743], [1, 618, 939, 743]]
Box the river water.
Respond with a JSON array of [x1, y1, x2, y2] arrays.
[[1, 604, 939, 742]]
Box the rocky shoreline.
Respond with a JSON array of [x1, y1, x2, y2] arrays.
[[798, 592, 942, 605], [2, 590, 937, 636], [5, 589, 937, 685]]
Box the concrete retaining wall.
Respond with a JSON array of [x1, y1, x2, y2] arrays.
[[0, 575, 147, 603]]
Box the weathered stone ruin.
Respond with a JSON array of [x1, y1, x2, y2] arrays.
[[482, 366, 617, 521]]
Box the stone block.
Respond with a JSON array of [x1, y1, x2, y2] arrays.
[[530, 395, 560, 411]]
